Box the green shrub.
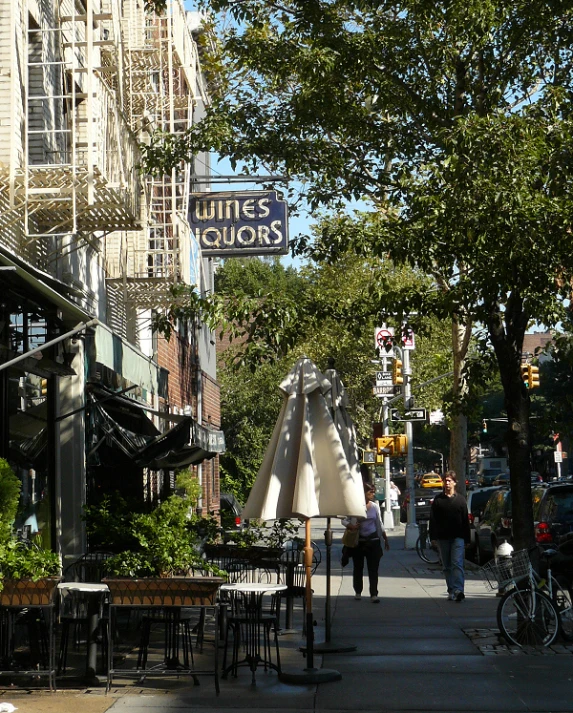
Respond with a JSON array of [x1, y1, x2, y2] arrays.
[[0, 540, 60, 581], [0, 459, 21, 542]]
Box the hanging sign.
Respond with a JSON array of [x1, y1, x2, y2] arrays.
[[189, 190, 289, 257]]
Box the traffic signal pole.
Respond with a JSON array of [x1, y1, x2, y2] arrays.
[[402, 346, 418, 548], [382, 399, 394, 530]]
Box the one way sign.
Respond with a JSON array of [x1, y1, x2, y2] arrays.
[[390, 408, 427, 422]]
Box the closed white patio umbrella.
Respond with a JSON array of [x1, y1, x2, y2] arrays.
[[242, 357, 365, 682], [313, 364, 362, 653]]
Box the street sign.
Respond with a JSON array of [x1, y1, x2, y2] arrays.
[[375, 326, 394, 352], [376, 371, 393, 385], [390, 408, 427, 422], [372, 385, 395, 397], [401, 326, 415, 350]]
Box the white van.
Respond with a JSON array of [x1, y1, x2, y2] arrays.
[[477, 457, 508, 486]]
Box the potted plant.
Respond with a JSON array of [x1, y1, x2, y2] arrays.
[[89, 480, 225, 605], [0, 459, 60, 606]]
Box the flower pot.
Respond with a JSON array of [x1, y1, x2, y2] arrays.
[[0, 577, 60, 606], [102, 576, 225, 607]]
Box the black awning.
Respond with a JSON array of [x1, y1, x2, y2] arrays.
[[134, 419, 225, 470], [88, 386, 225, 470]]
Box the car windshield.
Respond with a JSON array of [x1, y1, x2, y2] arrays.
[[468, 489, 500, 515], [546, 490, 573, 522]]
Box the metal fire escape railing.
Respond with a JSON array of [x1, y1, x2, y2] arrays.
[[12, 0, 141, 256], [105, 0, 206, 312]]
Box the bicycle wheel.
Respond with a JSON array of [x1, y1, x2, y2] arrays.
[[497, 588, 559, 647], [551, 576, 573, 641], [416, 536, 441, 565]]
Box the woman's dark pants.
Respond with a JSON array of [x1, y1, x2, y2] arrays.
[[351, 538, 383, 597]]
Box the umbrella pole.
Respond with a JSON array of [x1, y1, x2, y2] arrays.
[[313, 518, 356, 654], [304, 518, 314, 669], [279, 519, 342, 685]]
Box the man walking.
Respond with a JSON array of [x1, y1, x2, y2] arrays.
[[429, 470, 470, 602]]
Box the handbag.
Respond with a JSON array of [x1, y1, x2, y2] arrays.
[[342, 527, 360, 548]]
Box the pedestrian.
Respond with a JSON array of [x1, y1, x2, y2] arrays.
[[389, 480, 401, 526], [343, 482, 390, 603], [429, 470, 471, 602], [389, 480, 401, 503]]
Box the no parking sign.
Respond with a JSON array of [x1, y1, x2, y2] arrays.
[[374, 326, 394, 352]]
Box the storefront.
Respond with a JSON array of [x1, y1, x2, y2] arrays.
[[0, 253, 94, 553]]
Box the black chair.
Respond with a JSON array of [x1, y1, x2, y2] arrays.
[[278, 542, 320, 632], [221, 586, 282, 684]]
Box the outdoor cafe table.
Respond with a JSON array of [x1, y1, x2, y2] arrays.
[[57, 581, 109, 685], [220, 582, 286, 684], [103, 576, 224, 694]]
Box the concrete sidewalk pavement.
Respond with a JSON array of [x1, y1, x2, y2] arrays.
[[3, 519, 573, 713]]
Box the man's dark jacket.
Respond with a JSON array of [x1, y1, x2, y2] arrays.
[[429, 492, 471, 542]]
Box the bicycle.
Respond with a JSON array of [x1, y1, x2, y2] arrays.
[[538, 548, 573, 641], [415, 521, 441, 565], [481, 548, 561, 647]]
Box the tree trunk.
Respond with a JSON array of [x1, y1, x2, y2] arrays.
[[450, 314, 470, 496], [488, 305, 535, 554], [450, 411, 468, 497]]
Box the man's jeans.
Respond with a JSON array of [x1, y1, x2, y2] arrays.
[[437, 537, 465, 594]]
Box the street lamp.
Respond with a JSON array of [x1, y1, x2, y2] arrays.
[[413, 446, 444, 474]]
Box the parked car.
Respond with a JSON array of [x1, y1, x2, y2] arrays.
[[420, 472, 443, 489], [220, 492, 245, 535], [532, 483, 573, 547], [493, 472, 511, 486], [477, 468, 505, 487], [474, 488, 512, 564], [466, 486, 503, 562], [400, 488, 442, 523]]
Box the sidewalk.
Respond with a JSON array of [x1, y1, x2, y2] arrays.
[[3, 520, 573, 713]]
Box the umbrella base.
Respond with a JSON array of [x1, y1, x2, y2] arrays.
[[279, 667, 342, 684], [310, 641, 357, 654]]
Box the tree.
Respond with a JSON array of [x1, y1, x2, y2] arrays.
[[214, 254, 456, 497], [146, 1, 573, 551]]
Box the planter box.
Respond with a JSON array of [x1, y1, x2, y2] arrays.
[[103, 576, 225, 607], [0, 577, 60, 606]]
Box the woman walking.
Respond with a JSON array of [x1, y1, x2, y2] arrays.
[[344, 483, 390, 602]]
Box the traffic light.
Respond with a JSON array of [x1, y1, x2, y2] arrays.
[[376, 436, 395, 455], [362, 450, 376, 465], [394, 434, 408, 455], [520, 363, 529, 387], [528, 364, 540, 390], [392, 359, 403, 386], [375, 435, 408, 456], [40, 379, 48, 397], [482, 419, 487, 434]]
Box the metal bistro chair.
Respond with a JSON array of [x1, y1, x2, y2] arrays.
[[221, 584, 283, 684], [278, 541, 321, 632]]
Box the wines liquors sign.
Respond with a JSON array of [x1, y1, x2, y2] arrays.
[[189, 191, 289, 257]]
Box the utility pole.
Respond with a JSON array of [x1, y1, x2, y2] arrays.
[[381, 399, 394, 530], [402, 345, 418, 548]]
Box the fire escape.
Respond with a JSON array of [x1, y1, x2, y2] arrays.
[[0, 0, 141, 272], [105, 0, 206, 318]]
